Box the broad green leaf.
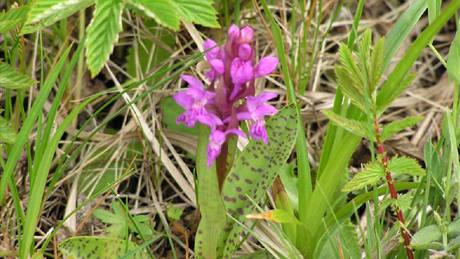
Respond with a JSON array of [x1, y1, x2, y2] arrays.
[[322, 110, 372, 140], [447, 28, 460, 84], [0, 62, 35, 89], [59, 236, 148, 258], [383, 0, 427, 68], [412, 224, 442, 249], [342, 161, 384, 192], [128, 0, 180, 31], [85, 0, 124, 77], [0, 116, 16, 144], [172, 0, 220, 28], [448, 219, 460, 236], [387, 156, 425, 176], [194, 126, 226, 259], [381, 115, 423, 141], [0, 5, 29, 33], [220, 105, 298, 257], [22, 0, 93, 34]]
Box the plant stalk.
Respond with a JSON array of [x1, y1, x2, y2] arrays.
[[374, 118, 414, 259]]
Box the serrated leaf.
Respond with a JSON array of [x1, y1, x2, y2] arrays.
[[388, 156, 425, 176], [342, 161, 384, 192], [85, 0, 124, 77], [0, 62, 35, 89], [22, 0, 93, 34], [335, 66, 365, 111], [128, 0, 180, 31], [337, 44, 365, 93], [322, 110, 372, 140], [381, 115, 423, 141], [0, 5, 29, 33], [447, 28, 460, 84], [172, 0, 220, 28], [59, 236, 148, 258], [220, 105, 298, 257], [371, 38, 385, 90], [0, 116, 16, 144]]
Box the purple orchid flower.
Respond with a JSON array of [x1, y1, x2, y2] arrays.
[[207, 129, 245, 166], [237, 92, 278, 144], [174, 75, 222, 128], [173, 24, 279, 166]]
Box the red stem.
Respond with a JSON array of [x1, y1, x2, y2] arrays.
[[375, 119, 414, 259]]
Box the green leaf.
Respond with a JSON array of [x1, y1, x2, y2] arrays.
[[383, 0, 427, 68], [447, 28, 460, 84], [342, 161, 384, 192], [336, 44, 366, 110], [412, 224, 442, 250], [23, 0, 93, 34], [172, 0, 220, 28], [220, 105, 298, 257], [194, 126, 226, 259], [370, 38, 385, 90], [59, 236, 148, 258], [377, 0, 460, 111], [0, 62, 35, 89], [335, 66, 365, 111], [0, 116, 16, 144], [381, 115, 423, 141], [85, 0, 124, 77], [427, 0, 441, 24], [322, 110, 372, 140], [128, 0, 180, 31], [0, 5, 29, 33], [387, 156, 425, 176]]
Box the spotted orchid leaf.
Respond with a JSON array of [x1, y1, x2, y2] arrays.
[[220, 105, 298, 256], [58, 236, 148, 258]]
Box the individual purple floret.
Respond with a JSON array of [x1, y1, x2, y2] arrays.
[[174, 24, 279, 166], [207, 129, 245, 166]]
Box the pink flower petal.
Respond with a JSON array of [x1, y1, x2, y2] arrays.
[[231, 59, 254, 85], [203, 39, 221, 62], [238, 44, 252, 60], [255, 56, 279, 77], [240, 26, 254, 43], [181, 74, 204, 89], [228, 24, 240, 41], [209, 59, 224, 74], [254, 104, 278, 117], [173, 92, 193, 109]]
